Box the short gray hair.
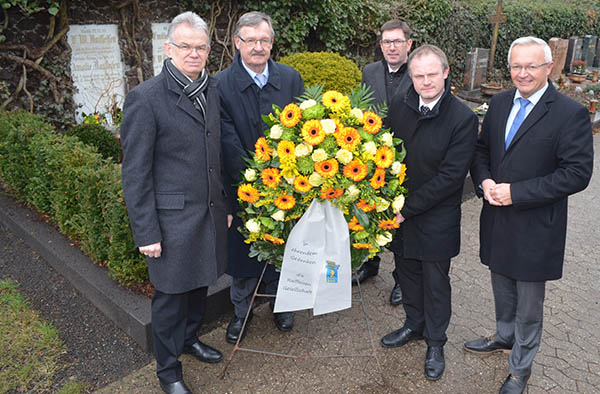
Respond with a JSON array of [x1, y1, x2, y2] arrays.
[[508, 36, 552, 63], [234, 11, 275, 39], [407, 44, 449, 75], [167, 12, 210, 45]]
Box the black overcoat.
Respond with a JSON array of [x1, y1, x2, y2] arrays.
[[387, 79, 478, 261], [121, 67, 228, 294], [362, 60, 411, 107], [216, 53, 304, 278], [471, 83, 593, 281]]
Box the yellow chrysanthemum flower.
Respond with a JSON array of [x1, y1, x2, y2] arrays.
[[374, 146, 394, 168], [261, 168, 281, 188], [293, 175, 312, 193], [322, 91, 346, 111], [301, 119, 326, 145], [255, 137, 272, 161], [363, 111, 382, 134], [277, 140, 296, 160], [238, 184, 260, 203], [280, 103, 302, 127], [274, 194, 296, 210]]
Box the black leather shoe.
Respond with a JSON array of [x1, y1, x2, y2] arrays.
[[226, 312, 252, 344], [498, 374, 530, 394], [381, 326, 424, 348], [159, 379, 193, 394], [424, 346, 445, 381], [273, 311, 294, 331], [351, 258, 380, 286], [183, 341, 222, 363], [464, 335, 512, 354], [389, 283, 403, 305]]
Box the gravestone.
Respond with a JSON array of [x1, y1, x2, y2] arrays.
[[548, 38, 569, 81], [565, 36, 583, 73], [459, 48, 489, 100], [595, 40, 600, 67], [152, 23, 170, 76], [582, 35, 597, 69], [67, 24, 125, 124]]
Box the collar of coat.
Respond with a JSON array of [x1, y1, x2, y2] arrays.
[[162, 65, 218, 124], [231, 52, 282, 92], [403, 76, 452, 119]]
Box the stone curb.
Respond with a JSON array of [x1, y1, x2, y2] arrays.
[[0, 189, 232, 353]]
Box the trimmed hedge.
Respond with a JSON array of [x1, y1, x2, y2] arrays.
[[65, 123, 122, 163], [0, 111, 147, 284]]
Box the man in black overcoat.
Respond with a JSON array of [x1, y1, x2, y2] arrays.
[[121, 12, 227, 394], [358, 18, 414, 304], [380, 44, 478, 381], [216, 11, 304, 344], [465, 36, 593, 394]]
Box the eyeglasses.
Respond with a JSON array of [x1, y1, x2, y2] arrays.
[[381, 39, 407, 48], [170, 42, 209, 54], [237, 36, 273, 48], [509, 62, 550, 73]]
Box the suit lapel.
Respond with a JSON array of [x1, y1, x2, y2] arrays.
[[496, 90, 514, 160], [165, 69, 205, 125], [374, 61, 387, 105]]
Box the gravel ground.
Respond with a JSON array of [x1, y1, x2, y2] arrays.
[[0, 223, 153, 393]]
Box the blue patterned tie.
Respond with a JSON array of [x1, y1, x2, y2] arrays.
[[505, 98, 531, 149], [255, 74, 266, 88]]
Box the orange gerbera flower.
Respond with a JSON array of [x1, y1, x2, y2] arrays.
[[370, 168, 386, 189], [363, 111, 382, 134], [255, 137, 272, 161], [343, 159, 369, 182], [374, 146, 394, 168], [277, 140, 296, 160], [264, 233, 285, 245], [336, 127, 361, 151], [301, 119, 326, 145], [238, 184, 260, 203], [378, 218, 400, 230], [314, 158, 339, 178], [294, 175, 312, 193], [320, 187, 344, 200], [280, 103, 302, 127], [352, 242, 372, 249], [356, 199, 376, 212], [261, 168, 281, 188], [274, 194, 296, 210], [348, 216, 364, 231]]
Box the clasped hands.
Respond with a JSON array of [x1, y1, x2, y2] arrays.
[[482, 178, 512, 206]]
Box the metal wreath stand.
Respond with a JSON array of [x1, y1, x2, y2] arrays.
[[220, 262, 391, 390]]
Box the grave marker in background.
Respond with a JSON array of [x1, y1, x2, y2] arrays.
[[548, 38, 568, 81], [152, 23, 170, 76]]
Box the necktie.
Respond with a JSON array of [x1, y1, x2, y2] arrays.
[[255, 74, 266, 88], [420, 105, 431, 116], [505, 97, 531, 149]]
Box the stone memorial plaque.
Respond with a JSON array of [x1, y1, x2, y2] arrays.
[[595, 40, 600, 67], [68, 24, 125, 123], [548, 38, 568, 81], [152, 23, 170, 76], [582, 35, 597, 69], [462, 48, 489, 91], [565, 36, 582, 73]]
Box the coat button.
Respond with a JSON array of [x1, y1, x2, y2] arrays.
[[207, 131, 211, 136], [209, 167, 213, 172], [210, 201, 214, 207]]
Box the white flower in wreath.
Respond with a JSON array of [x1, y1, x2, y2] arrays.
[[295, 143, 310, 157], [308, 172, 323, 186], [390, 161, 402, 175], [299, 99, 317, 110], [335, 149, 353, 165], [245, 219, 260, 233], [283, 174, 296, 184], [375, 198, 390, 212], [320, 119, 337, 134], [350, 107, 364, 123], [271, 210, 285, 222], [376, 231, 393, 246], [346, 184, 360, 199], [311, 148, 328, 162], [244, 168, 257, 182], [270, 124, 284, 139], [380, 132, 393, 147], [363, 141, 377, 156], [392, 195, 405, 213]]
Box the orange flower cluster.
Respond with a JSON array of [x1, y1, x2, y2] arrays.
[[343, 160, 368, 182], [320, 188, 344, 200], [315, 159, 339, 178], [280, 103, 302, 127]]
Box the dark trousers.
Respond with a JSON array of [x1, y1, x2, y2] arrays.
[[151, 286, 208, 383], [394, 253, 451, 347]]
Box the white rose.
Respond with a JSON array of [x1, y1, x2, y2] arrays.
[[299, 99, 317, 110], [245, 219, 260, 233], [390, 161, 402, 175], [346, 184, 360, 199], [335, 149, 353, 165], [350, 107, 364, 122], [380, 132, 393, 147], [375, 198, 390, 212], [320, 119, 337, 134], [311, 148, 328, 162], [283, 174, 296, 184], [308, 172, 323, 186], [376, 231, 393, 246], [392, 195, 405, 213], [363, 141, 377, 156], [270, 124, 283, 139], [244, 168, 257, 182], [295, 143, 310, 157], [271, 210, 285, 221]]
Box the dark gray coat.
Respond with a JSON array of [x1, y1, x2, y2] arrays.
[[362, 60, 411, 107], [121, 67, 228, 294], [471, 83, 593, 281], [217, 53, 304, 278]]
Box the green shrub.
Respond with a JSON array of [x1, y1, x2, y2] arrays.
[[0, 110, 148, 284], [65, 123, 121, 163], [280, 52, 362, 94]]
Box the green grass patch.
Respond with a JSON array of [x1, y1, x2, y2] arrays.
[[0, 278, 76, 393]]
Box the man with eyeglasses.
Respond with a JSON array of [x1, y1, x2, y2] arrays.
[[466, 36, 593, 394], [121, 12, 226, 394], [354, 19, 413, 305], [216, 11, 304, 345]]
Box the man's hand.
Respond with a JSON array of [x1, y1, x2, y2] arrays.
[[395, 212, 406, 224], [490, 183, 512, 206], [227, 214, 233, 228], [139, 242, 162, 259], [482, 178, 502, 206]]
